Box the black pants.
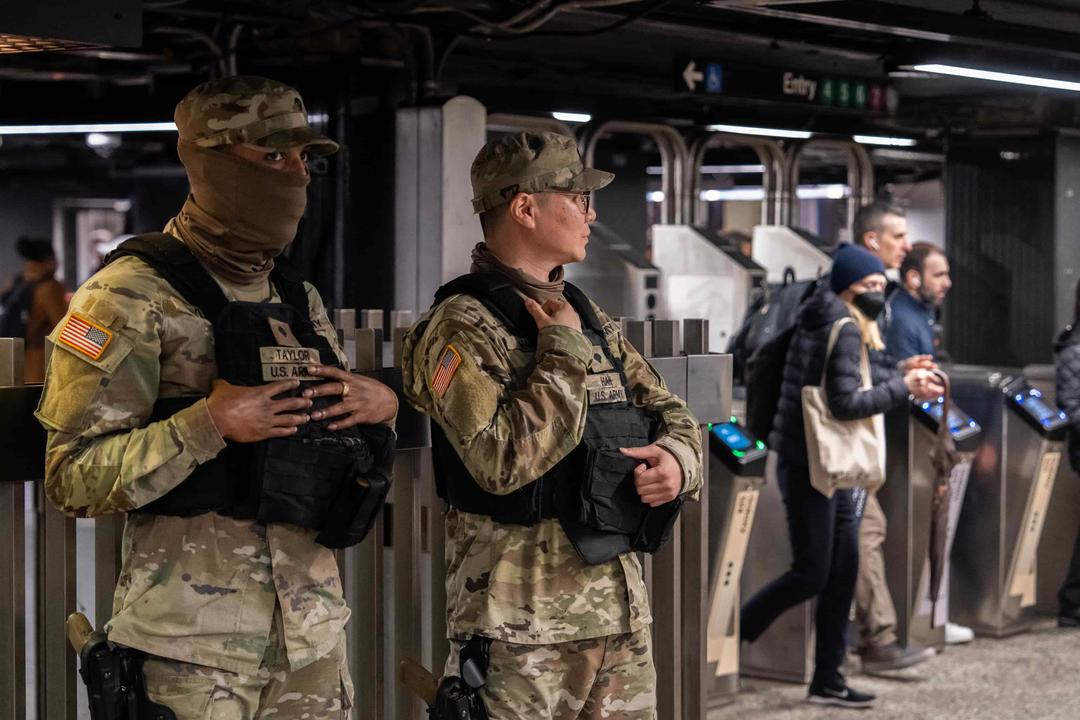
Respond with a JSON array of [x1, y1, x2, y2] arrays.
[[740, 458, 860, 684], [1059, 519, 1080, 616]]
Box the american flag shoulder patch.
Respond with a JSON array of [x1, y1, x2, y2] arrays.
[[431, 343, 463, 398], [58, 313, 114, 361]]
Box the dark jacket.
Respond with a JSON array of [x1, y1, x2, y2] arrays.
[[769, 288, 910, 468], [1054, 324, 1080, 473], [884, 288, 935, 361]]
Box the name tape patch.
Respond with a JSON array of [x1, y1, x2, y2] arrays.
[[58, 313, 113, 361], [587, 372, 627, 405], [431, 344, 462, 398], [260, 345, 321, 382]]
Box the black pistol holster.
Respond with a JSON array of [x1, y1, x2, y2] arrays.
[[431, 636, 491, 720], [78, 629, 176, 720]]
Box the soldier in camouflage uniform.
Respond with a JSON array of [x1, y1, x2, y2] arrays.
[[401, 132, 703, 719], [35, 76, 398, 719]]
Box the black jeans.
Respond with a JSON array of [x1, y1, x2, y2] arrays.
[[740, 458, 860, 684]]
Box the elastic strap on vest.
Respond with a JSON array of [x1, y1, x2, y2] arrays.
[[104, 233, 312, 321], [432, 273, 605, 339]]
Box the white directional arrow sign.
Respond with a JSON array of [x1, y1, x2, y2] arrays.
[[683, 60, 704, 92]]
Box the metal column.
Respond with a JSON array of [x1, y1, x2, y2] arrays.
[[394, 96, 487, 314]]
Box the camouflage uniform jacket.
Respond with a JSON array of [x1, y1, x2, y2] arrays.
[[402, 291, 703, 645], [36, 250, 350, 675]]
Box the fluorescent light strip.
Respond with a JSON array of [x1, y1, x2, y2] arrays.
[[0, 122, 177, 135], [697, 184, 848, 202], [707, 123, 812, 139], [913, 64, 1080, 93], [647, 164, 765, 175], [853, 135, 917, 147], [552, 111, 591, 123]]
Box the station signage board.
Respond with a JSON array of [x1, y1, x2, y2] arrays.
[[677, 59, 897, 113]]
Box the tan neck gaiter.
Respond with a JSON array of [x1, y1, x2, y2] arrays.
[[469, 242, 566, 304], [167, 141, 310, 287]]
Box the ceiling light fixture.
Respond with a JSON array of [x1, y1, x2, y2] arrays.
[[912, 64, 1080, 92], [707, 123, 812, 139], [0, 121, 177, 135], [552, 111, 591, 123], [853, 135, 917, 147]]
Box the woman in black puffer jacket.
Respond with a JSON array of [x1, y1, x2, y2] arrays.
[[740, 245, 940, 709], [1054, 280, 1080, 626]]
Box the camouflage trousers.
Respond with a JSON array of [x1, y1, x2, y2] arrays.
[[446, 628, 656, 720], [142, 611, 353, 719]]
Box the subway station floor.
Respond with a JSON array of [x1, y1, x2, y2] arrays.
[[709, 619, 1077, 719]]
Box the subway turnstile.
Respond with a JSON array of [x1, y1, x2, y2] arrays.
[[1021, 364, 1080, 618], [738, 450, 814, 683], [950, 369, 1069, 637], [705, 420, 765, 704], [879, 398, 982, 651]]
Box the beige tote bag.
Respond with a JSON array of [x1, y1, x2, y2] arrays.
[[802, 317, 886, 498]]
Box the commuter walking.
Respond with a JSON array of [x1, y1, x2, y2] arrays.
[[1054, 279, 1080, 628], [36, 76, 398, 718], [402, 131, 703, 719], [740, 244, 942, 708], [0, 236, 67, 383], [849, 203, 940, 670]]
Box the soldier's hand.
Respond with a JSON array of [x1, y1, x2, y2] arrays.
[[620, 443, 683, 507], [524, 297, 582, 333], [206, 379, 312, 443], [303, 365, 398, 429]]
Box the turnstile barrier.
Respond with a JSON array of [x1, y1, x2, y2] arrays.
[[880, 397, 981, 651], [950, 368, 1069, 637], [705, 420, 765, 705]]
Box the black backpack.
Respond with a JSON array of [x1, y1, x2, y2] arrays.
[[731, 278, 821, 440]]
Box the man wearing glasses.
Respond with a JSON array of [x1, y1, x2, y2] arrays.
[[402, 131, 702, 718]]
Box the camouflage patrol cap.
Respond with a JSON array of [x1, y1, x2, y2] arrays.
[[174, 75, 338, 156], [470, 131, 613, 214]]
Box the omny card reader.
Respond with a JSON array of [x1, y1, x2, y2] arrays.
[[705, 418, 765, 703], [710, 419, 768, 476], [1005, 379, 1069, 439], [914, 397, 982, 450]]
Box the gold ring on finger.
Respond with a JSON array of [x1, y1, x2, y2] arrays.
[[341, 380, 350, 398]]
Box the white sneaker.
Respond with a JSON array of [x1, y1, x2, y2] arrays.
[[945, 622, 974, 645]]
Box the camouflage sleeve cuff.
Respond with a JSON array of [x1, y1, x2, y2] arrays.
[[656, 435, 703, 500], [173, 398, 227, 463], [536, 325, 593, 365]]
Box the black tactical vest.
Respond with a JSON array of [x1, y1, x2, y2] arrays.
[[428, 272, 682, 565], [106, 233, 394, 549]]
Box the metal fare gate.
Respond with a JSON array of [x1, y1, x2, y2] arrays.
[[0, 310, 732, 720]]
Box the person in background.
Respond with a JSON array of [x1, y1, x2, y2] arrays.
[[883, 241, 973, 646], [1054, 279, 1080, 629], [0, 236, 68, 383], [740, 244, 942, 708], [885, 242, 952, 362], [849, 202, 940, 670]]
